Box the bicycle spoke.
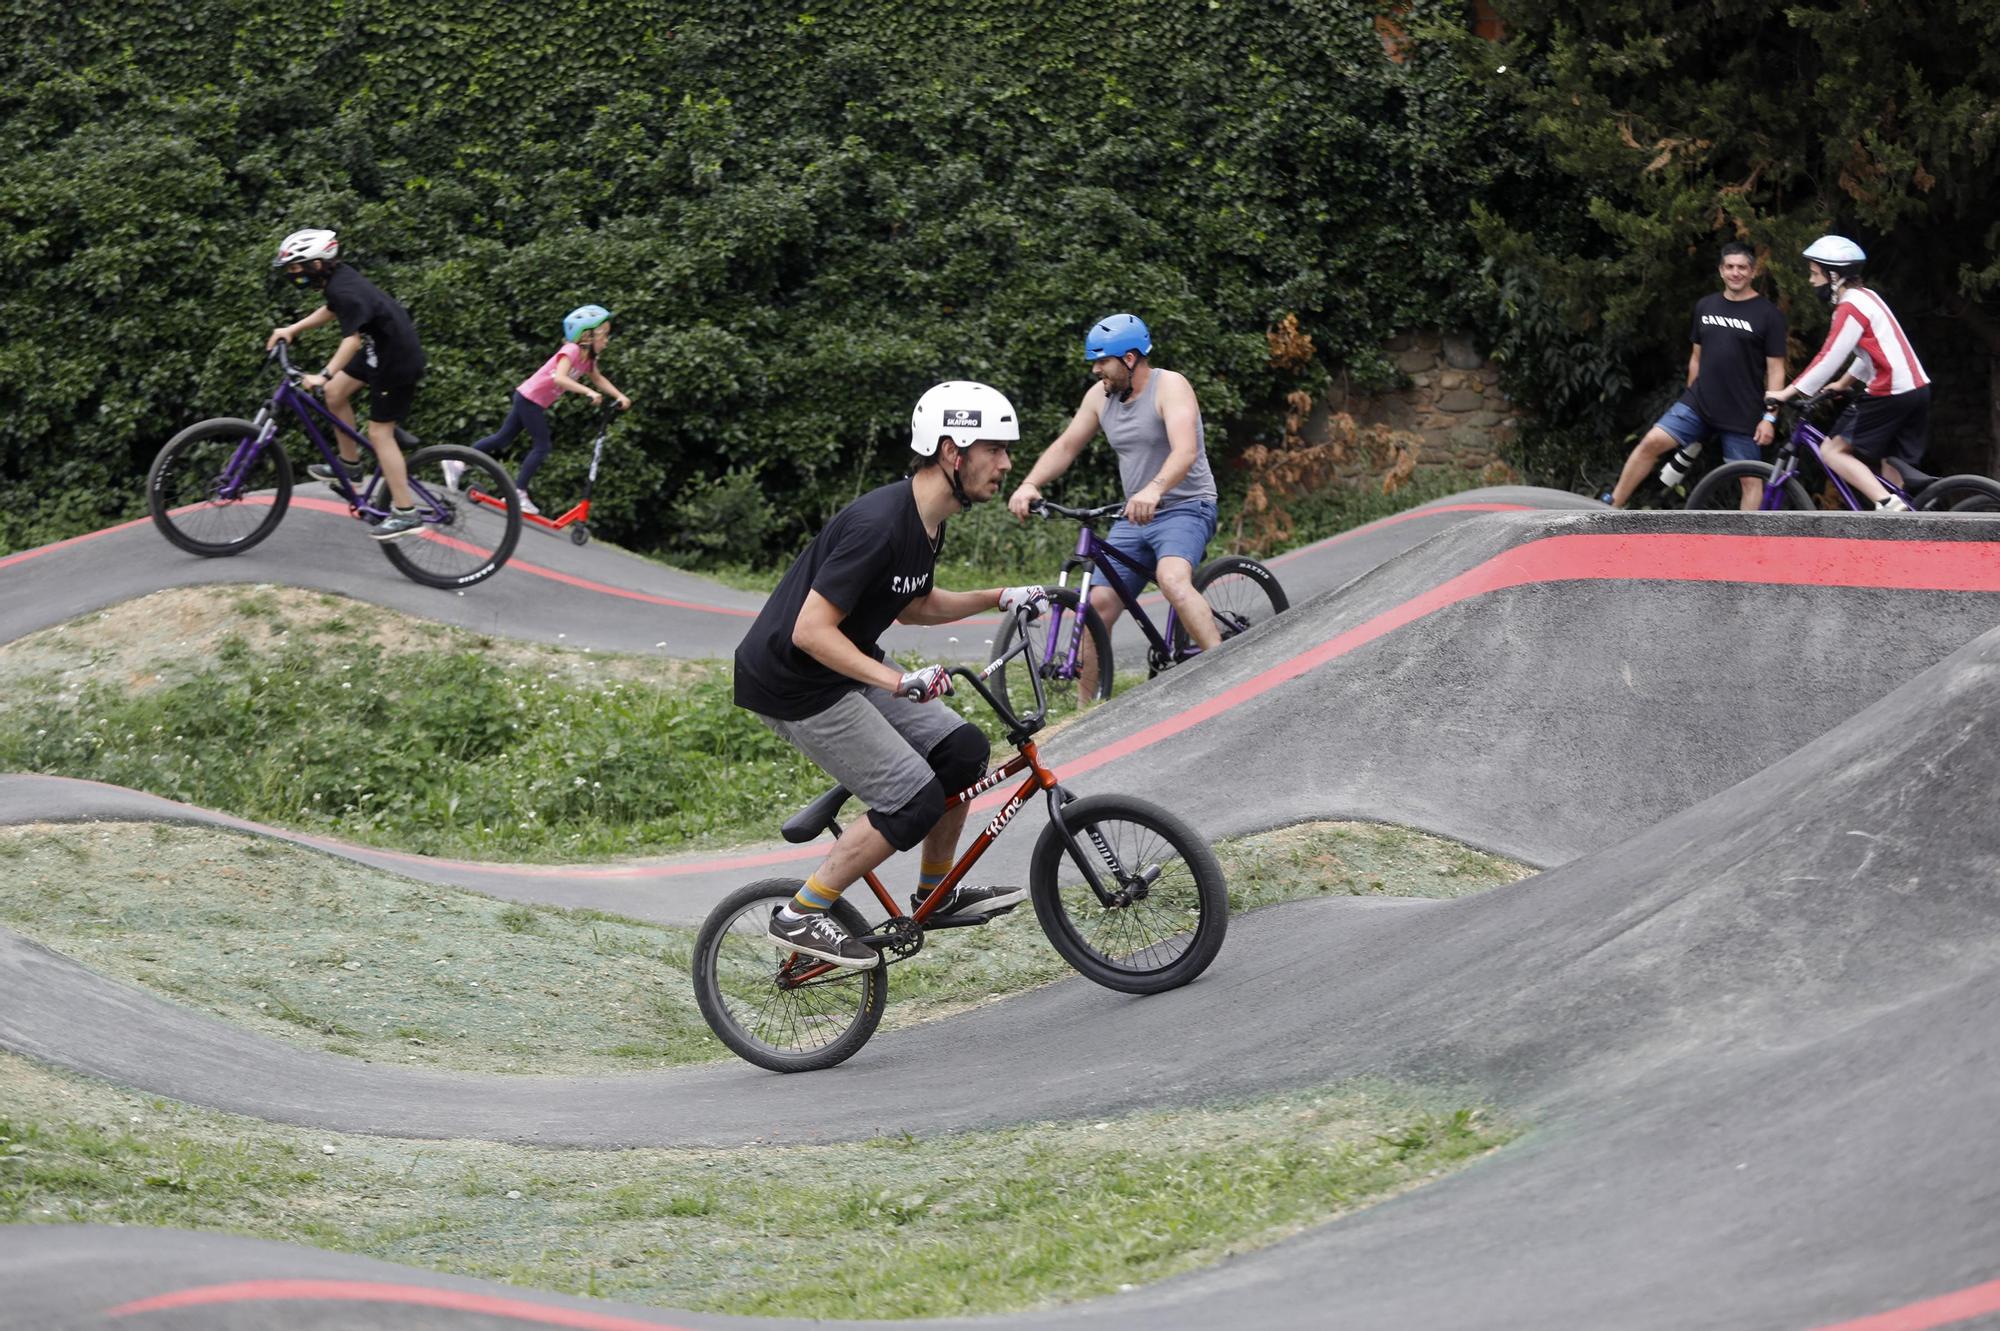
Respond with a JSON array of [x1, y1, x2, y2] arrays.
[[1053, 815, 1202, 971], [712, 902, 870, 1055]]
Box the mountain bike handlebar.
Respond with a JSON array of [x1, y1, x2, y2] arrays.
[[1029, 498, 1126, 523]]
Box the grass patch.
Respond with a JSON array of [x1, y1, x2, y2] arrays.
[[0, 1053, 1516, 1318], [0, 589, 1118, 862], [0, 820, 1528, 1074]]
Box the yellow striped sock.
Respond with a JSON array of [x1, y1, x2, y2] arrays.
[[915, 858, 954, 903], [791, 873, 840, 914]]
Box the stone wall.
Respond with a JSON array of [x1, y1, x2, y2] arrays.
[[1300, 329, 1518, 482]]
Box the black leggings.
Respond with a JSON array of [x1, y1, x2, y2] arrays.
[[472, 391, 553, 490]]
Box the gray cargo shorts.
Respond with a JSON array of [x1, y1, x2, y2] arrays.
[[761, 686, 965, 814]]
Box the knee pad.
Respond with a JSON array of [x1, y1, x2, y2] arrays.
[[867, 777, 947, 853], [926, 723, 990, 796]]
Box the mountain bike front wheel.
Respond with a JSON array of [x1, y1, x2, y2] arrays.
[[989, 585, 1114, 712], [378, 444, 523, 589], [147, 417, 293, 557], [1684, 461, 1815, 512], [1029, 794, 1227, 994], [1171, 554, 1289, 659], [692, 879, 888, 1073]]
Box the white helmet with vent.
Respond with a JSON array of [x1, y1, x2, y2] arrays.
[[272, 228, 339, 267], [1802, 235, 1866, 269], [909, 381, 1020, 456]]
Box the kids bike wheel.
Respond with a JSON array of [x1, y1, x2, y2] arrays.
[[989, 585, 1114, 712], [692, 879, 888, 1073], [147, 417, 293, 557], [1915, 475, 2000, 513], [1029, 794, 1227, 995], [378, 444, 523, 589], [1171, 555, 1289, 658], [1684, 462, 1815, 512]]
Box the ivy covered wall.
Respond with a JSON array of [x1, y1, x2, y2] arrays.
[[0, 0, 1519, 558]]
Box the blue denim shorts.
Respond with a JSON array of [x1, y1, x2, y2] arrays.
[[1654, 400, 1760, 462], [1098, 499, 1219, 597]]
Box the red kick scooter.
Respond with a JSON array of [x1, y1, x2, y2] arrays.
[[467, 408, 614, 546]]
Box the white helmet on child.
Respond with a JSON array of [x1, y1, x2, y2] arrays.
[[272, 228, 339, 267], [909, 381, 1020, 456]]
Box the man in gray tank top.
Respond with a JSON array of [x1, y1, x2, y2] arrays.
[[1008, 315, 1222, 695]]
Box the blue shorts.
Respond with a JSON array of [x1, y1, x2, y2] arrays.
[[1098, 500, 1219, 597], [1654, 400, 1760, 463]]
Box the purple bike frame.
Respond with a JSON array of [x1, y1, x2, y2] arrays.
[[1760, 404, 1912, 513], [1041, 509, 1191, 680]]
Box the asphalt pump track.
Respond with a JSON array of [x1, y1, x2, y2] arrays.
[[5, 493, 2000, 1330]]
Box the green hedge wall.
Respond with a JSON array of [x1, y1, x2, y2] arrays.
[[0, 1, 1517, 560]]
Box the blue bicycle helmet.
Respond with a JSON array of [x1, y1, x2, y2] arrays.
[[1083, 313, 1151, 362], [564, 304, 613, 341]]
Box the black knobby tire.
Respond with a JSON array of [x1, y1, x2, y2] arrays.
[[1171, 554, 1289, 659], [1684, 461, 1815, 512], [147, 417, 293, 557], [378, 444, 523, 589], [692, 879, 888, 1073], [1029, 794, 1227, 994], [1914, 475, 2000, 514], [989, 584, 1114, 712]]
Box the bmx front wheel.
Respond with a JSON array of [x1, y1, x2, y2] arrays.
[[692, 879, 888, 1073], [378, 444, 523, 589], [1029, 794, 1227, 994], [147, 417, 293, 557], [1684, 462, 1814, 511]]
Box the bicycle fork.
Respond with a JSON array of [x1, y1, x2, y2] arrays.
[[1046, 786, 1157, 907]]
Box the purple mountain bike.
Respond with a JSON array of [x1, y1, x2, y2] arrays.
[[988, 498, 1288, 710], [1685, 392, 2000, 513], [146, 341, 524, 589]]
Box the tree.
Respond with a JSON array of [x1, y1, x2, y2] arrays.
[[1474, 0, 2000, 478]]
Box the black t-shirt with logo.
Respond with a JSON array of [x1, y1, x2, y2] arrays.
[[323, 264, 426, 380], [1681, 291, 1786, 434], [734, 478, 944, 720]]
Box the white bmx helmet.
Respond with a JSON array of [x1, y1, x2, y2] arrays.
[[1802, 235, 1866, 269], [909, 381, 1020, 456], [272, 228, 340, 267]]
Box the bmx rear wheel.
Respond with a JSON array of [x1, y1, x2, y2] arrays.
[[693, 879, 888, 1072]]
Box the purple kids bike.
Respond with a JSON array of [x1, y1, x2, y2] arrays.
[[146, 341, 524, 589], [988, 498, 1288, 710], [1684, 392, 2000, 514]]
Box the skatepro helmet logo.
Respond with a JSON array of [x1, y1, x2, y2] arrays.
[[942, 409, 982, 429]]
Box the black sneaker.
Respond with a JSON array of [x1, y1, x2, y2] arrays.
[[912, 883, 1027, 919], [767, 906, 878, 969]]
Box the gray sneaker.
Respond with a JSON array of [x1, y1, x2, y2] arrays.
[[768, 906, 878, 969], [309, 460, 371, 487], [912, 883, 1027, 919], [369, 506, 425, 542]]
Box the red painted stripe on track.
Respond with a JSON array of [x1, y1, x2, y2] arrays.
[[0, 515, 157, 571], [283, 497, 758, 617], [1047, 531, 2000, 785], [1808, 1278, 2000, 1331], [105, 1278, 696, 1329]]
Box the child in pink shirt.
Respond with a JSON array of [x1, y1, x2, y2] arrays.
[[450, 304, 631, 513]]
